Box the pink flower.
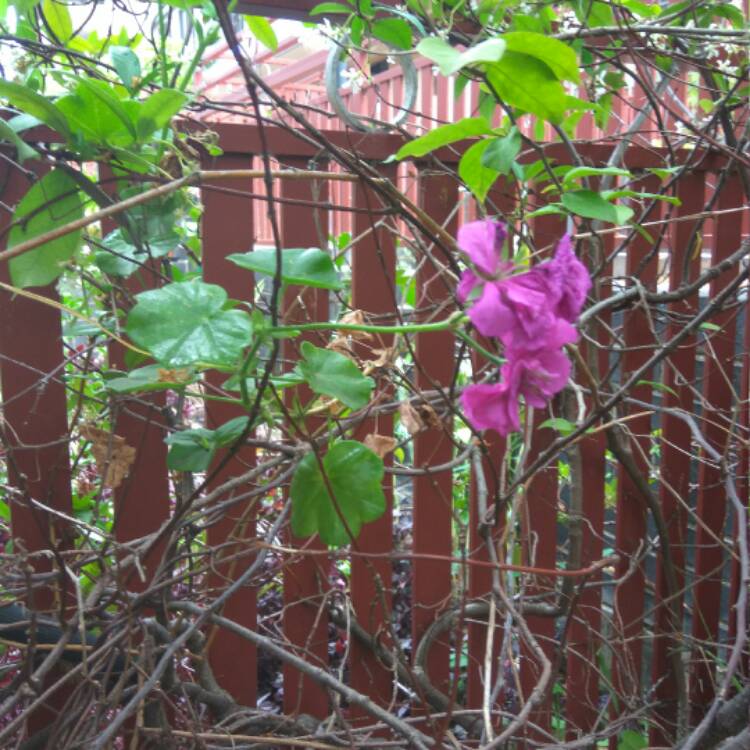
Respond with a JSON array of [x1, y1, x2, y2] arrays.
[[543, 234, 592, 322], [457, 221, 591, 437], [462, 349, 572, 437], [468, 269, 577, 351], [460, 381, 520, 435], [456, 220, 510, 302]]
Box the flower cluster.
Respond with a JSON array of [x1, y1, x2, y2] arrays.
[[458, 220, 592, 436]]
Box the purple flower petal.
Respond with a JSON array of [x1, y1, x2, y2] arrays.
[[543, 234, 592, 322], [457, 220, 507, 277], [457, 269, 480, 303], [460, 381, 520, 436]]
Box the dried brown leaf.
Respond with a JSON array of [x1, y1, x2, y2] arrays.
[[399, 401, 424, 436], [80, 423, 136, 490], [364, 433, 398, 458]]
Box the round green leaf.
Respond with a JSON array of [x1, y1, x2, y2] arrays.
[[291, 440, 386, 547], [228, 247, 342, 290], [296, 341, 374, 410], [127, 281, 253, 367], [562, 189, 634, 225], [8, 168, 85, 288]]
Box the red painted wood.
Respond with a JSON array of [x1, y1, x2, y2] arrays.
[[0, 157, 75, 734], [201, 154, 257, 707], [279, 158, 330, 718], [690, 176, 743, 719], [518, 213, 567, 737], [610, 177, 662, 730], [0, 162, 73, 601], [349, 166, 397, 714], [565, 229, 611, 738], [412, 173, 458, 705], [100, 169, 172, 593], [650, 171, 704, 745]]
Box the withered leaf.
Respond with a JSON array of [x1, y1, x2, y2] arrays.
[[364, 433, 398, 458], [399, 401, 424, 435], [80, 423, 136, 490]]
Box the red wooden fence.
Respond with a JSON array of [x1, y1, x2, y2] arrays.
[[0, 123, 748, 746]]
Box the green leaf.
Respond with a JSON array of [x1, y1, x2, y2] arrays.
[[8, 169, 85, 288], [106, 364, 196, 393], [76, 77, 137, 139], [562, 189, 634, 225], [372, 18, 412, 50], [214, 416, 250, 446], [166, 428, 215, 472], [486, 52, 568, 123], [296, 342, 374, 410], [539, 417, 577, 436], [136, 89, 188, 139], [480, 127, 521, 175], [572, 0, 613, 26], [310, 2, 352, 13], [562, 166, 631, 186], [228, 247, 342, 290], [394, 116, 492, 160], [0, 119, 38, 163], [56, 78, 137, 148], [96, 198, 179, 276], [110, 46, 142, 88], [502, 32, 579, 83], [636, 380, 678, 399], [617, 730, 648, 750], [42, 0, 72, 42], [291, 439, 386, 546], [617, 0, 660, 18], [245, 15, 278, 50], [700, 321, 721, 332], [127, 281, 253, 367], [417, 36, 505, 76], [459, 139, 500, 203], [0, 81, 71, 140]]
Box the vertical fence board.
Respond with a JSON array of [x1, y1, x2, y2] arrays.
[[565, 229, 611, 737], [519, 213, 567, 737], [412, 173, 458, 702], [0, 158, 75, 733], [0, 162, 73, 597], [201, 155, 257, 706], [279, 158, 330, 718], [690, 176, 743, 719], [349, 167, 397, 713], [100, 168, 171, 594], [650, 171, 705, 745], [610, 180, 661, 734]]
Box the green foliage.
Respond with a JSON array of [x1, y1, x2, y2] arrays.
[[165, 416, 250, 471], [8, 169, 85, 288], [126, 281, 253, 367], [228, 247, 342, 290], [245, 16, 278, 51], [417, 36, 506, 76], [296, 342, 374, 410], [395, 117, 493, 161], [291, 440, 386, 546]]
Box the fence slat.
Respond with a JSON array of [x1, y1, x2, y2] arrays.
[[100, 169, 171, 594], [349, 166, 397, 714], [412, 173, 458, 705], [565, 227, 612, 738], [0, 158, 75, 733], [690, 175, 743, 720], [201, 155, 257, 706], [610, 177, 661, 736], [0, 163, 73, 598], [519, 213, 568, 737], [279, 158, 330, 718], [650, 170, 705, 745]]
